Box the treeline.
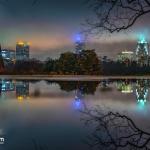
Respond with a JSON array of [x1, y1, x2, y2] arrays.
[[1, 49, 150, 75], [102, 61, 150, 75], [3, 50, 101, 75]]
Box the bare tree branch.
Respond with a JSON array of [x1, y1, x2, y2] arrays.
[[84, 0, 150, 34], [80, 106, 150, 149]]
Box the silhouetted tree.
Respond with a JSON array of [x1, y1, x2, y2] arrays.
[[57, 52, 77, 74], [77, 50, 101, 75], [81, 106, 150, 150], [13, 59, 43, 74], [85, 0, 150, 34], [57, 81, 100, 94]]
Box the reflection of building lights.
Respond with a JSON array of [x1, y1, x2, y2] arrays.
[[122, 51, 133, 54], [17, 96, 24, 102], [136, 80, 148, 106], [117, 82, 133, 93], [27, 96, 30, 100], [1, 80, 15, 92], [16, 81, 29, 101], [74, 97, 82, 110], [73, 89, 84, 110], [122, 90, 133, 93]]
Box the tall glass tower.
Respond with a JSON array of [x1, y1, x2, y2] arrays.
[[75, 34, 85, 54], [136, 38, 149, 65], [16, 41, 30, 60]]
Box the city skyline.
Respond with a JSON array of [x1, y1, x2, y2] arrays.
[[0, 0, 150, 60]]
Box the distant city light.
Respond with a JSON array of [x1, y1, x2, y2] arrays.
[[117, 82, 133, 93], [122, 51, 133, 54], [17, 96, 24, 102], [73, 97, 82, 110], [136, 88, 148, 106], [139, 35, 147, 44], [75, 34, 81, 42], [121, 90, 133, 93], [16, 41, 30, 60], [17, 41, 25, 46]]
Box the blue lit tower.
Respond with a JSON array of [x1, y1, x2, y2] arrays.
[[136, 37, 149, 65], [135, 80, 148, 105], [75, 34, 85, 54]]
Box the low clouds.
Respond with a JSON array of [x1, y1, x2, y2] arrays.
[[0, 0, 150, 59]]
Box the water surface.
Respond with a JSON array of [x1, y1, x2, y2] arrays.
[[0, 79, 150, 150]]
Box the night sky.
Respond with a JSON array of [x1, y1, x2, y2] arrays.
[[0, 0, 150, 60]]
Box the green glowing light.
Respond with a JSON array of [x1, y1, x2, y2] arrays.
[[139, 35, 146, 44]]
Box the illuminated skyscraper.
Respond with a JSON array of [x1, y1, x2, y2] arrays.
[[75, 34, 85, 54], [117, 51, 134, 64], [1, 49, 15, 61], [136, 38, 149, 65], [16, 41, 30, 60]]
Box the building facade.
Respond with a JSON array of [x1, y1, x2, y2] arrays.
[[117, 51, 134, 63], [75, 35, 85, 54], [1, 49, 15, 61], [136, 39, 149, 65], [16, 41, 30, 60]]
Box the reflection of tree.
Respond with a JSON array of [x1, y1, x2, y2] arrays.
[[57, 81, 100, 95], [80, 107, 150, 150], [99, 80, 112, 92], [32, 139, 48, 150], [57, 81, 77, 92]]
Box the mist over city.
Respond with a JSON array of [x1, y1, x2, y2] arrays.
[[0, 0, 150, 59], [1, 1, 150, 150]]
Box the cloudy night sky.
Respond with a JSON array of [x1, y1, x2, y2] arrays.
[[0, 0, 150, 60]]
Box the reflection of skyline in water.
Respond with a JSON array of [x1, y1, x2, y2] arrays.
[[0, 79, 150, 150], [116, 80, 149, 106], [1, 80, 15, 92], [73, 88, 85, 110], [16, 81, 29, 101], [0, 80, 29, 101], [0, 79, 149, 106], [136, 80, 149, 106], [116, 80, 133, 93]]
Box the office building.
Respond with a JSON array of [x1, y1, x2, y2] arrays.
[[1, 49, 15, 61], [136, 39, 149, 65], [16, 41, 30, 60], [75, 35, 85, 54], [117, 51, 134, 63]]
